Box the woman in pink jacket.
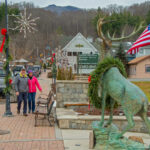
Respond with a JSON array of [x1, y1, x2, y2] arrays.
[[28, 70, 42, 113]]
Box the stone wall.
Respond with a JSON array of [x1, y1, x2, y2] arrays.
[[56, 80, 89, 108], [57, 108, 149, 133]]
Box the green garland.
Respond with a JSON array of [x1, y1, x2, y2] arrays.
[[88, 57, 127, 109], [3, 37, 13, 94]]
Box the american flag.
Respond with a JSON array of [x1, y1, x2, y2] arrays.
[[127, 25, 150, 54]]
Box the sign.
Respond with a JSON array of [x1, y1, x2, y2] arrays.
[[78, 54, 98, 65], [78, 54, 99, 70]]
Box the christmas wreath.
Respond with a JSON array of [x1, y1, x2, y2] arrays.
[[88, 57, 127, 109]]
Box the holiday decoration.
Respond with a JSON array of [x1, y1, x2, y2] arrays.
[[0, 30, 13, 94], [9, 79, 12, 85], [10, 8, 39, 38], [0, 28, 7, 52], [88, 102, 90, 110], [53, 53, 55, 57], [88, 75, 91, 83], [51, 57, 54, 63]]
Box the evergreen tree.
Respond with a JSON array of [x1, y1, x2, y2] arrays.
[[146, 10, 150, 25], [115, 43, 127, 67]]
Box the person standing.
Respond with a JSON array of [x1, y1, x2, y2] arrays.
[[28, 70, 42, 113], [15, 68, 28, 116], [52, 59, 57, 84], [43, 63, 46, 72]]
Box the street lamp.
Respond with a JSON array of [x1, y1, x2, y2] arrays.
[[4, 0, 13, 116]]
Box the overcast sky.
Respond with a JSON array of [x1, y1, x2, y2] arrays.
[[1, 0, 149, 8]]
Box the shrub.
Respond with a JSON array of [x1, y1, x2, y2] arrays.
[[57, 67, 74, 80]]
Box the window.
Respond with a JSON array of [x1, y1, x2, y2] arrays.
[[73, 52, 77, 56], [139, 49, 143, 54], [129, 66, 136, 75], [0, 69, 6, 76], [68, 52, 72, 56], [145, 64, 150, 73]]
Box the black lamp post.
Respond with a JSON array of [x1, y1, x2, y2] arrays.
[[4, 0, 13, 116]]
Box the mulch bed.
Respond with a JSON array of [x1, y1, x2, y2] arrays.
[[75, 107, 150, 117]]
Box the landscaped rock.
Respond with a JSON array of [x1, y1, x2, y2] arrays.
[[128, 136, 144, 144], [89, 131, 94, 149]]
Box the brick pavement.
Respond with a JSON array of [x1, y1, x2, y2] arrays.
[[0, 71, 64, 150]]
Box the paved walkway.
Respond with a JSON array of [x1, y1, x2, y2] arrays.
[[0, 71, 64, 150]]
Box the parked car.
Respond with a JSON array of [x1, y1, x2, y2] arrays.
[[12, 65, 24, 76], [27, 65, 39, 77], [33, 65, 41, 75], [0, 61, 3, 67], [0, 68, 6, 95], [0, 67, 17, 102]]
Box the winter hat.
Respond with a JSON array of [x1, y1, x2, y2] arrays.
[[28, 70, 33, 74]]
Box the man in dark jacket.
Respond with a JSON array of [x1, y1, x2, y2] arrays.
[[15, 67, 28, 116]]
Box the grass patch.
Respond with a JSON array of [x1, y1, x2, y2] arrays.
[[132, 81, 150, 102]]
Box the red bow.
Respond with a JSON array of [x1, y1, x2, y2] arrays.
[[53, 53, 55, 57], [0, 28, 7, 53], [88, 75, 91, 83], [9, 79, 13, 85]]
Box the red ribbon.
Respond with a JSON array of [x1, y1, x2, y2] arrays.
[[0, 28, 7, 53], [51, 57, 54, 63], [88, 102, 90, 110]]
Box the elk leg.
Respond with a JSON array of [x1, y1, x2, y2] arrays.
[[140, 111, 150, 134], [117, 110, 135, 138], [99, 91, 107, 127], [105, 98, 115, 126]]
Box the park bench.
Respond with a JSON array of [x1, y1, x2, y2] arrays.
[[34, 100, 55, 127], [51, 83, 56, 94], [37, 91, 53, 111], [34, 91, 56, 127]]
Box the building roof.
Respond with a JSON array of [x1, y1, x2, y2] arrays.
[[62, 33, 98, 53], [128, 55, 150, 65], [14, 58, 29, 63]]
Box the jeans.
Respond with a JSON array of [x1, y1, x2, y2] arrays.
[[17, 92, 28, 114], [28, 92, 36, 113]]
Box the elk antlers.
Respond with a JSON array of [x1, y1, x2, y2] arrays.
[[107, 21, 145, 41]]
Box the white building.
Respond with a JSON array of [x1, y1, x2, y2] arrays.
[[136, 46, 150, 57], [62, 33, 99, 74]]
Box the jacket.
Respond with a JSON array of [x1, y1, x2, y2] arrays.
[[28, 76, 42, 93], [15, 73, 28, 92]]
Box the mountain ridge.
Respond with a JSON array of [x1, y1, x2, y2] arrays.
[[44, 4, 81, 14]]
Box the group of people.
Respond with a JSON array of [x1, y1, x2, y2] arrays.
[[15, 67, 42, 116]]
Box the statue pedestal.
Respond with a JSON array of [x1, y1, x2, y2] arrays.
[[92, 121, 145, 150]]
